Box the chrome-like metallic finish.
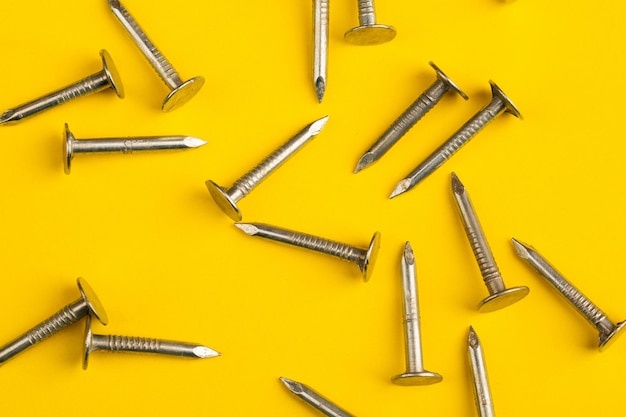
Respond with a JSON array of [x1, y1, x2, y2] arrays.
[[392, 242, 442, 386], [344, 0, 396, 45], [206, 116, 329, 221], [63, 123, 206, 174], [451, 173, 529, 312], [82, 315, 219, 369], [108, 0, 204, 112], [512, 238, 626, 351], [354, 62, 468, 173], [390, 81, 521, 198], [235, 222, 380, 282], [280, 377, 355, 417], [314, 0, 329, 102], [468, 326, 495, 417], [0, 278, 108, 366], [0, 50, 123, 125]]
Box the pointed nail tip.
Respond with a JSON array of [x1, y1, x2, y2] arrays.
[[279, 377, 302, 392], [450, 172, 464, 193], [403, 241, 415, 264], [511, 237, 531, 258], [184, 137, 207, 148], [468, 326, 480, 348], [234, 223, 258, 235], [389, 182, 409, 199]]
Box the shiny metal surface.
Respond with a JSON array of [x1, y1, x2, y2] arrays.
[[108, 0, 204, 112], [63, 123, 206, 174], [389, 81, 521, 198], [512, 238, 626, 351], [280, 377, 356, 417], [392, 242, 442, 386], [82, 315, 219, 369], [0, 278, 108, 366], [468, 326, 495, 417], [0, 50, 123, 125], [206, 116, 329, 221], [314, 0, 329, 102], [451, 173, 529, 312], [235, 222, 380, 282], [354, 62, 468, 173], [344, 0, 396, 45]]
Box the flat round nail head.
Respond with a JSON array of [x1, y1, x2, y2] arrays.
[[360, 232, 381, 282], [489, 80, 522, 119], [99, 49, 125, 99], [477, 286, 530, 313], [429, 61, 468, 100], [206, 180, 242, 221], [63, 123, 75, 175], [77, 277, 109, 325], [344, 25, 396, 46], [599, 320, 626, 352], [162, 76, 205, 112], [392, 371, 443, 386]]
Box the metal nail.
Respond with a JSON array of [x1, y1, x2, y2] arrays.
[[0, 50, 123, 125], [82, 315, 219, 369], [354, 62, 468, 173], [63, 123, 206, 174], [468, 326, 495, 417], [392, 242, 442, 385], [390, 81, 521, 198], [206, 116, 329, 221], [235, 222, 380, 282], [280, 377, 356, 417], [451, 173, 529, 312], [0, 278, 108, 366], [344, 0, 396, 45], [512, 238, 626, 351], [108, 0, 204, 112], [313, 0, 329, 102]]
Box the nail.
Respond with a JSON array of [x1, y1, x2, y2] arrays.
[[63, 123, 206, 174], [0, 278, 108, 366], [108, 0, 204, 112], [392, 242, 442, 385], [512, 238, 626, 351], [468, 326, 495, 417], [82, 315, 219, 369], [0, 50, 123, 125], [451, 173, 529, 312], [206, 116, 329, 221], [390, 81, 521, 198], [354, 62, 468, 173], [344, 0, 396, 45], [280, 377, 355, 417], [235, 222, 381, 282], [313, 0, 329, 102]]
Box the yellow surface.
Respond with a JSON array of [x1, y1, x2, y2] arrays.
[[1, 0, 625, 416]]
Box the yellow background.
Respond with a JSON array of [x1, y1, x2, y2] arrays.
[[1, 0, 625, 415]]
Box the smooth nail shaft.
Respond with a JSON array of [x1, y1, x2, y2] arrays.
[[280, 377, 355, 417], [314, 0, 329, 102], [468, 326, 495, 417]]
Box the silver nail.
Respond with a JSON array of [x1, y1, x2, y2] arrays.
[[63, 123, 206, 174], [206, 116, 329, 221], [82, 315, 219, 369], [314, 0, 329, 102], [108, 0, 204, 112], [235, 222, 380, 282], [355, 62, 468, 173], [0, 278, 108, 366], [0, 50, 123, 125], [390, 81, 521, 198], [392, 242, 442, 385], [280, 377, 355, 417], [512, 238, 626, 351], [345, 0, 396, 45], [452, 173, 529, 312], [468, 326, 495, 417]]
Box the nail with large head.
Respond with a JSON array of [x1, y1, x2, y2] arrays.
[[0, 278, 108, 366], [392, 242, 442, 385], [235, 222, 380, 282], [206, 116, 329, 221], [344, 0, 396, 45], [451, 173, 528, 312], [512, 238, 626, 351], [389, 81, 521, 198], [0, 50, 123, 125]]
